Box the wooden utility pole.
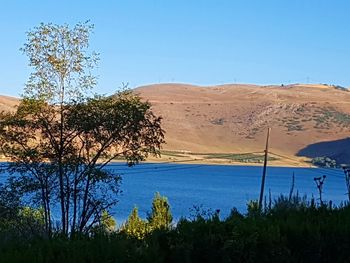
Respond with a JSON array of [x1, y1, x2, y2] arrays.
[[259, 128, 271, 210], [342, 166, 350, 202]]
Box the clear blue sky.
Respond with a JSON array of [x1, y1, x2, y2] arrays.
[[1, 0, 350, 97]]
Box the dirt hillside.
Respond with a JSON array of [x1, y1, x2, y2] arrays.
[[0, 95, 18, 112], [2, 83, 350, 162], [135, 83, 350, 161]]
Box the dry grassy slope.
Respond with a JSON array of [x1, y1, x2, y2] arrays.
[[0, 95, 18, 112], [135, 83, 350, 157], [2, 84, 350, 160]]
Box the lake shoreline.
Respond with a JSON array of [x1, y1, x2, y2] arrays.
[[141, 155, 314, 168], [0, 157, 314, 168]]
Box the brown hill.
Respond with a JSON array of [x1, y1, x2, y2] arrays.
[[0, 95, 19, 112], [2, 84, 350, 164], [135, 83, 350, 162]]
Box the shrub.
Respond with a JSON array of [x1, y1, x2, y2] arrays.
[[147, 192, 173, 230], [121, 206, 149, 239]]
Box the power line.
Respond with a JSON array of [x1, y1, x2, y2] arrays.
[[104, 151, 271, 175], [269, 151, 305, 165], [301, 168, 344, 179], [313, 166, 344, 175], [107, 157, 343, 180], [113, 164, 206, 175]]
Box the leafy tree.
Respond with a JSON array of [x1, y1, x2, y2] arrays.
[[91, 210, 116, 234], [122, 206, 149, 239], [0, 176, 22, 221], [147, 192, 172, 230], [16, 207, 46, 238], [0, 204, 46, 240], [99, 210, 116, 232], [0, 22, 164, 236]]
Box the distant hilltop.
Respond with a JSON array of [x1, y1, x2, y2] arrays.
[[2, 83, 350, 162], [134, 83, 350, 162], [0, 95, 19, 112]]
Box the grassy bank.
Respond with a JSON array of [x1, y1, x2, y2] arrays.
[[149, 150, 310, 167]]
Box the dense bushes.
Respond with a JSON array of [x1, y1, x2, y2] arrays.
[[0, 195, 350, 262], [311, 156, 338, 168], [120, 192, 173, 239]]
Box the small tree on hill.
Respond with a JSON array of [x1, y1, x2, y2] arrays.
[[0, 22, 164, 236]]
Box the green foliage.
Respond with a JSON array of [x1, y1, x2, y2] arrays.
[[286, 121, 304, 131], [100, 210, 116, 232], [312, 156, 337, 168], [210, 118, 225, 125], [160, 150, 186, 158], [0, 206, 46, 242], [312, 107, 350, 129], [0, 22, 164, 236], [18, 207, 45, 225], [120, 192, 173, 240], [333, 85, 349, 92], [147, 192, 173, 230], [121, 192, 173, 239], [247, 200, 260, 217], [21, 21, 98, 103], [90, 210, 117, 235], [1, 199, 350, 262], [0, 177, 22, 221], [121, 207, 149, 239], [194, 152, 277, 163], [16, 207, 46, 237]]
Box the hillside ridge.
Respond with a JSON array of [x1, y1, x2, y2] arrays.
[[135, 83, 350, 162], [1, 83, 350, 163]]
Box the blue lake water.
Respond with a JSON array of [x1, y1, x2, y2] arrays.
[[1, 163, 348, 224], [107, 163, 348, 223]]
